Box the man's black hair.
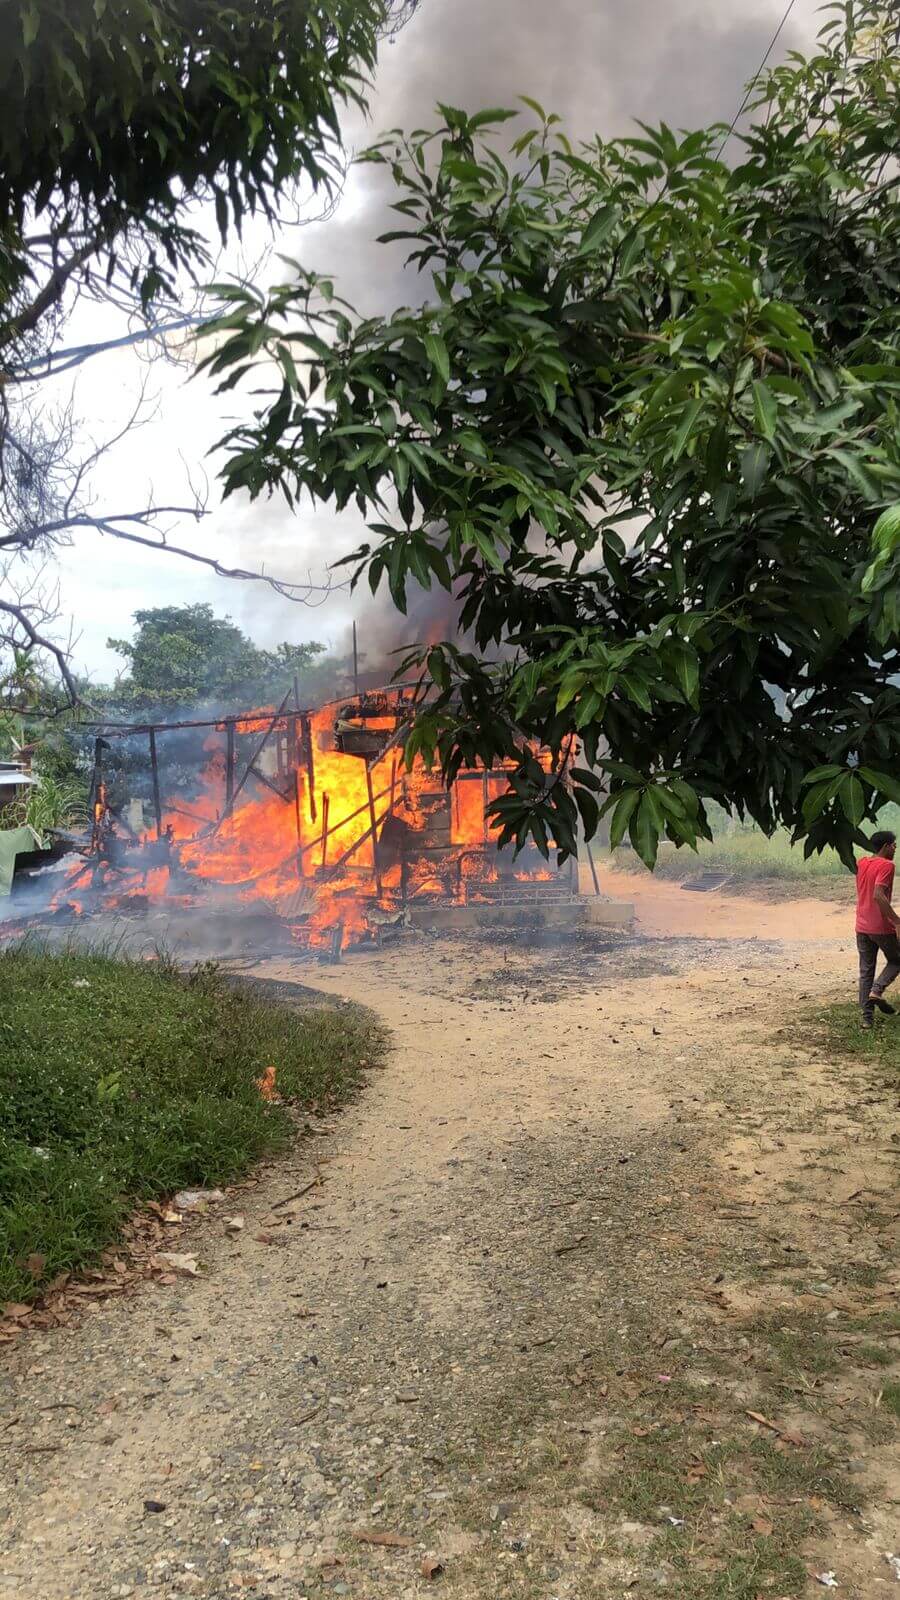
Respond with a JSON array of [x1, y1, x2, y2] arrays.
[[870, 829, 897, 852]]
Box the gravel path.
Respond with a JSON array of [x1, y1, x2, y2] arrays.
[[1, 916, 888, 1600]]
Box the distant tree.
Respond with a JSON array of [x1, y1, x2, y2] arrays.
[[207, 0, 900, 869], [0, 0, 421, 706], [106, 603, 324, 708]]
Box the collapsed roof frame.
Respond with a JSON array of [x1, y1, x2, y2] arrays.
[[87, 681, 587, 907]]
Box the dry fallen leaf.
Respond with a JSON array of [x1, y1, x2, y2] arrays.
[[256, 1065, 279, 1101], [156, 1253, 200, 1277], [24, 1253, 46, 1277], [745, 1409, 806, 1446], [751, 1514, 774, 1536], [352, 1530, 415, 1549], [2, 1303, 32, 1321], [421, 1555, 444, 1579]]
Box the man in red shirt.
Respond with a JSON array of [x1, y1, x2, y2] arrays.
[[856, 829, 900, 1028]]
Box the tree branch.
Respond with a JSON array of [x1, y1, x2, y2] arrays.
[[5, 240, 101, 350], [0, 596, 82, 708]]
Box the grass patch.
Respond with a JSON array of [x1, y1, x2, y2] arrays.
[[858, 1343, 894, 1367], [819, 1000, 900, 1082], [609, 828, 849, 883], [0, 944, 383, 1303], [754, 1314, 841, 1379], [609, 803, 900, 886], [881, 1383, 900, 1417]]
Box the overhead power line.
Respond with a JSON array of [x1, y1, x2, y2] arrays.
[[716, 0, 799, 157]]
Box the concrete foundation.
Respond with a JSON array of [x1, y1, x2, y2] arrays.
[[407, 896, 634, 932]]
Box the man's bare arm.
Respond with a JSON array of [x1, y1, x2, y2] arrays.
[[873, 883, 900, 930]]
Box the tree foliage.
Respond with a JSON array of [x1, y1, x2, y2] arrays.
[[0, 0, 420, 708], [207, 0, 900, 868], [106, 603, 324, 707], [0, 0, 411, 337]]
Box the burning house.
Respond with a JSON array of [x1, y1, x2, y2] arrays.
[[13, 684, 630, 956]]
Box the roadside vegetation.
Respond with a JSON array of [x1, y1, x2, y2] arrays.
[[609, 806, 900, 889], [0, 946, 383, 1304]]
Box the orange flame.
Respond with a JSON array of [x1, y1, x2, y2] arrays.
[[48, 698, 572, 949]]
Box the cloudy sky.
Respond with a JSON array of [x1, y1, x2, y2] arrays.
[[49, 0, 821, 682]]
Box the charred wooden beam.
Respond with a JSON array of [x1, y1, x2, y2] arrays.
[[148, 730, 163, 840], [320, 793, 330, 870], [295, 783, 392, 863], [224, 722, 235, 818], [221, 690, 293, 821], [247, 763, 294, 802], [365, 765, 383, 898], [302, 713, 317, 823]]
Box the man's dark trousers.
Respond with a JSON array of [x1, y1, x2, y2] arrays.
[[857, 931, 900, 1021]]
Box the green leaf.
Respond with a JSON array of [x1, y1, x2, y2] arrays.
[[858, 767, 900, 806], [801, 765, 844, 785], [631, 792, 660, 870], [751, 379, 778, 442], [665, 640, 700, 706], [739, 443, 770, 498], [838, 772, 865, 827], [423, 333, 450, 385], [828, 448, 882, 504], [21, 2, 39, 47], [608, 787, 641, 850], [577, 204, 618, 255], [469, 107, 519, 129], [801, 775, 843, 826], [871, 504, 900, 553], [671, 397, 705, 463]]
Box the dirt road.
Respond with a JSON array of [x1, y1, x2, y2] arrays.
[[1, 887, 897, 1599]]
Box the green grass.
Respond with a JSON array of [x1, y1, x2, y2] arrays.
[[609, 803, 900, 884], [820, 999, 900, 1082], [881, 1383, 900, 1417], [0, 945, 384, 1303], [612, 829, 848, 882]]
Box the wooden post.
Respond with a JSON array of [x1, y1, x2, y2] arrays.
[[297, 783, 391, 864], [320, 792, 330, 870], [352, 621, 359, 698], [366, 765, 383, 897], [293, 768, 304, 883], [227, 690, 292, 814], [303, 713, 317, 823], [585, 839, 601, 896], [224, 722, 235, 819], [481, 770, 489, 844], [148, 729, 163, 839]]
